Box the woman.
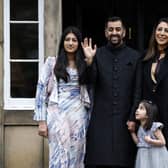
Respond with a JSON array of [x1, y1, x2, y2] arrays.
[[142, 17, 168, 149], [34, 26, 90, 168]]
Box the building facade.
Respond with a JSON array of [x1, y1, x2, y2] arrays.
[[0, 0, 168, 167], [0, 0, 61, 167]]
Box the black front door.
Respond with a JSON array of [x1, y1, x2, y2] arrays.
[[62, 0, 168, 52]]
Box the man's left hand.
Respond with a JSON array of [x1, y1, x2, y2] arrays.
[[127, 121, 136, 132]]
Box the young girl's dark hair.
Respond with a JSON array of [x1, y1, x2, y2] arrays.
[[54, 26, 87, 84], [141, 100, 158, 130]]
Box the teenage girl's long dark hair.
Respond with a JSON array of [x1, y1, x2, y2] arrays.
[[54, 26, 87, 84]]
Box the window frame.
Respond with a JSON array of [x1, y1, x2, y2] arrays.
[[4, 0, 44, 110]]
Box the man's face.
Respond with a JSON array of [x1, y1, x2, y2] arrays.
[[105, 20, 126, 47]]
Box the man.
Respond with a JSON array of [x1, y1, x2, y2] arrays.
[[82, 16, 141, 168]]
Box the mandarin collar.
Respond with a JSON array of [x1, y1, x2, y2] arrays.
[[106, 41, 126, 52]]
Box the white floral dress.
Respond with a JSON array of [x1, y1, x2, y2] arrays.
[[34, 57, 90, 168]]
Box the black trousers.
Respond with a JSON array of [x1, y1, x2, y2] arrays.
[[85, 166, 132, 168]]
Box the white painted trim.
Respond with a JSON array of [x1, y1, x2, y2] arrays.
[[4, 0, 11, 109], [10, 59, 39, 62], [4, 99, 35, 110], [38, 0, 45, 72], [3, 0, 44, 110], [10, 21, 39, 24]]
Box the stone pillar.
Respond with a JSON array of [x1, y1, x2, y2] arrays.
[[0, 0, 3, 167], [45, 0, 62, 57]]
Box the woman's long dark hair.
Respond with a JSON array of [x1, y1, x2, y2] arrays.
[[144, 17, 168, 61], [141, 100, 158, 130], [54, 26, 87, 84]]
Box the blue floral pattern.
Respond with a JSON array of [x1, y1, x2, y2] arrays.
[[34, 57, 90, 168]]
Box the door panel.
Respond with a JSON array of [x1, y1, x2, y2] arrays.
[[62, 0, 168, 51], [63, 0, 139, 49], [143, 2, 168, 48]]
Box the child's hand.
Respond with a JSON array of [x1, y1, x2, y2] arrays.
[[144, 135, 151, 143]]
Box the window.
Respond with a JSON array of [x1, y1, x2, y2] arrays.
[[4, 0, 44, 109]]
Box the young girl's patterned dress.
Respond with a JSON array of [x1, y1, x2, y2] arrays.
[[135, 122, 168, 168], [34, 57, 90, 168]]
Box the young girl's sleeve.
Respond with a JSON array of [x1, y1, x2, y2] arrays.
[[151, 122, 164, 132], [33, 56, 56, 121], [149, 122, 166, 146]]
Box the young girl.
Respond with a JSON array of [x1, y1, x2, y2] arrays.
[[131, 100, 168, 168]]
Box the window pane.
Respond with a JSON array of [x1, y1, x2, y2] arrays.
[[11, 62, 38, 98], [10, 0, 38, 20], [10, 24, 38, 59]]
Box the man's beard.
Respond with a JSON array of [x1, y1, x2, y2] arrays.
[[109, 35, 123, 47]]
